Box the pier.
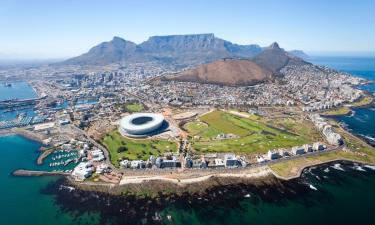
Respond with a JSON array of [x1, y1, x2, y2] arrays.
[[0, 97, 45, 109], [12, 169, 70, 177]]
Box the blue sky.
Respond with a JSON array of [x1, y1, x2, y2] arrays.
[[1, 0, 374, 58]]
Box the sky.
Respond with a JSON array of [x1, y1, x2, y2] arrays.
[[0, 0, 374, 59]]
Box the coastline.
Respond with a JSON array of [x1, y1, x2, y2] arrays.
[[319, 93, 374, 116], [40, 159, 374, 223], [41, 172, 311, 225], [2, 88, 375, 197], [7, 113, 375, 195], [0, 128, 44, 144], [48, 158, 374, 197]]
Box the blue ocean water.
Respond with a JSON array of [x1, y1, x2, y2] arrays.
[[0, 81, 37, 100], [308, 56, 375, 80], [0, 135, 90, 225], [0, 81, 37, 120]]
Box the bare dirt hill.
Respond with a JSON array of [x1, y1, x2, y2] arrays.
[[165, 59, 274, 86]]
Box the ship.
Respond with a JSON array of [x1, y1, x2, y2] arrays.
[[3, 82, 12, 87]]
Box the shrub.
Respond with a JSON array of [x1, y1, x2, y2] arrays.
[[117, 146, 128, 153]]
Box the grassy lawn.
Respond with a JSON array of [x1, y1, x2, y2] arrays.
[[125, 103, 144, 112], [320, 107, 351, 116], [351, 95, 373, 107], [270, 121, 375, 179], [102, 131, 177, 167], [187, 110, 321, 155], [184, 121, 209, 135]]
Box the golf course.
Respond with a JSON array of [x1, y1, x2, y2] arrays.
[[184, 110, 323, 155]]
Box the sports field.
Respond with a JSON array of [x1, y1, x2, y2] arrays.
[[125, 103, 144, 112], [184, 110, 322, 155], [102, 131, 177, 167]]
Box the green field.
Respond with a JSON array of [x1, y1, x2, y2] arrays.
[[102, 131, 177, 167], [320, 107, 351, 116], [125, 103, 144, 112], [184, 110, 322, 155]]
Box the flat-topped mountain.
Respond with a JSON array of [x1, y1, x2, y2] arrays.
[[59, 34, 265, 66]]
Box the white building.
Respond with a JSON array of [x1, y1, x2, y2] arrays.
[[96, 163, 110, 174], [256, 155, 267, 163], [119, 160, 129, 168], [90, 149, 105, 162], [130, 160, 146, 169], [267, 150, 281, 160], [291, 146, 305, 155], [303, 144, 313, 152], [310, 114, 344, 146], [72, 162, 94, 180], [224, 154, 239, 168], [313, 142, 326, 151]]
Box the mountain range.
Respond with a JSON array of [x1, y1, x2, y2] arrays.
[[60, 33, 307, 67]]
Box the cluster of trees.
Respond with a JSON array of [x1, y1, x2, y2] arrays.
[[117, 145, 128, 153]]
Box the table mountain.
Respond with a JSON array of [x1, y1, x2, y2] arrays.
[[59, 33, 263, 66]]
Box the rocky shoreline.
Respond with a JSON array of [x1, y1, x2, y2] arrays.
[[41, 160, 373, 225], [41, 173, 308, 225]]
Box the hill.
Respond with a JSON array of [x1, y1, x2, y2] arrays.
[[163, 43, 309, 86], [253, 42, 307, 75], [164, 59, 273, 86]]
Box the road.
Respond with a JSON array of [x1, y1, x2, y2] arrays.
[[68, 124, 117, 170]]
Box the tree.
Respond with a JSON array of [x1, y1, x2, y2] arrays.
[[117, 146, 128, 153]]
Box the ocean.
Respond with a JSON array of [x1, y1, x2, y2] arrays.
[[0, 82, 37, 121], [0, 81, 37, 101], [0, 56, 374, 225]]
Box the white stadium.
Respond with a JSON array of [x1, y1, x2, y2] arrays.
[[119, 113, 165, 137]]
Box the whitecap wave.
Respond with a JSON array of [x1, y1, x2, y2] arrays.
[[352, 165, 366, 172], [354, 117, 366, 123], [364, 165, 375, 170], [309, 184, 318, 191], [362, 135, 375, 142], [331, 163, 345, 171]]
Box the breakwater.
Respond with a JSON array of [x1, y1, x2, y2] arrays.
[[12, 169, 69, 177]]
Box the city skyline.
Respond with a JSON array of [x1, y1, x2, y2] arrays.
[[1, 0, 375, 59]]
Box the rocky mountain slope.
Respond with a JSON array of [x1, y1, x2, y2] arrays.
[[60, 34, 265, 66], [163, 43, 309, 86]]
